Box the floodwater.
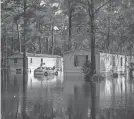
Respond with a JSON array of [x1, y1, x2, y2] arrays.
[[1, 70, 134, 119]]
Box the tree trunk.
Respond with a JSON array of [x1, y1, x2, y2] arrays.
[[111, 79, 116, 119], [90, 81, 96, 119], [22, 0, 27, 118], [38, 21, 42, 54], [11, 37, 14, 52], [4, 26, 8, 90], [39, 36, 42, 53], [46, 37, 48, 54], [90, 0, 96, 76], [125, 55, 127, 78], [106, 0, 112, 51], [16, 20, 21, 53], [106, 18, 110, 51], [88, 0, 96, 119], [130, 46, 132, 62], [68, 8, 72, 50], [52, 22, 54, 55]]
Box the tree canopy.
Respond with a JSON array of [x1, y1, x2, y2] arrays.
[[2, 0, 134, 58]]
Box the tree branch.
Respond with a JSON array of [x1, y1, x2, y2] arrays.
[[94, 0, 110, 15], [87, 0, 92, 18]]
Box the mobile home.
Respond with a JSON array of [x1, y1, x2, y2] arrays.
[[63, 47, 134, 75], [8, 52, 63, 73]]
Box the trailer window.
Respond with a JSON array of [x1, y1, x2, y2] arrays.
[[74, 55, 88, 67], [41, 58, 43, 63], [121, 57, 123, 66], [112, 56, 115, 66], [14, 58, 18, 63], [30, 58, 32, 63]]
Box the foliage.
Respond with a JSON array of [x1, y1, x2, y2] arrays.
[[82, 60, 105, 81], [1, 0, 134, 66], [91, 73, 106, 82], [1, 0, 64, 56], [96, 1, 134, 54], [82, 60, 91, 79]]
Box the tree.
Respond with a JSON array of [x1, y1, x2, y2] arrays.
[[22, 0, 27, 118], [96, 1, 134, 55], [1, 0, 64, 56], [62, 0, 76, 50]]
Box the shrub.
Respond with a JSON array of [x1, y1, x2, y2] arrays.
[[82, 60, 91, 80], [92, 73, 105, 82], [82, 60, 105, 82]]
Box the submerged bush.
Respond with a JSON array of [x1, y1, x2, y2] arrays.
[[92, 73, 105, 82], [82, 60, 105, 82], [82, 60, 91, 80]]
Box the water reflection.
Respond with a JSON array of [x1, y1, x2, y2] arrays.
[[1, 71, 134, 119]]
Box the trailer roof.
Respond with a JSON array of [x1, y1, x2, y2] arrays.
[[63, 47, 134, 56], [8, 52, 62, 58]]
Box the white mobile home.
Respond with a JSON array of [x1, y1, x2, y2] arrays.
[[8, 52, 63, 73], [63, 48, 100, 74], [63, 48, 134, 74]]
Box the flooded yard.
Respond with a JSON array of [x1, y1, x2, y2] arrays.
[[2, 0, 134, 118], [1, 70, 134, 119]]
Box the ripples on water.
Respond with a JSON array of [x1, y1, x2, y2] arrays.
[[1, 70, 134, 119]]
